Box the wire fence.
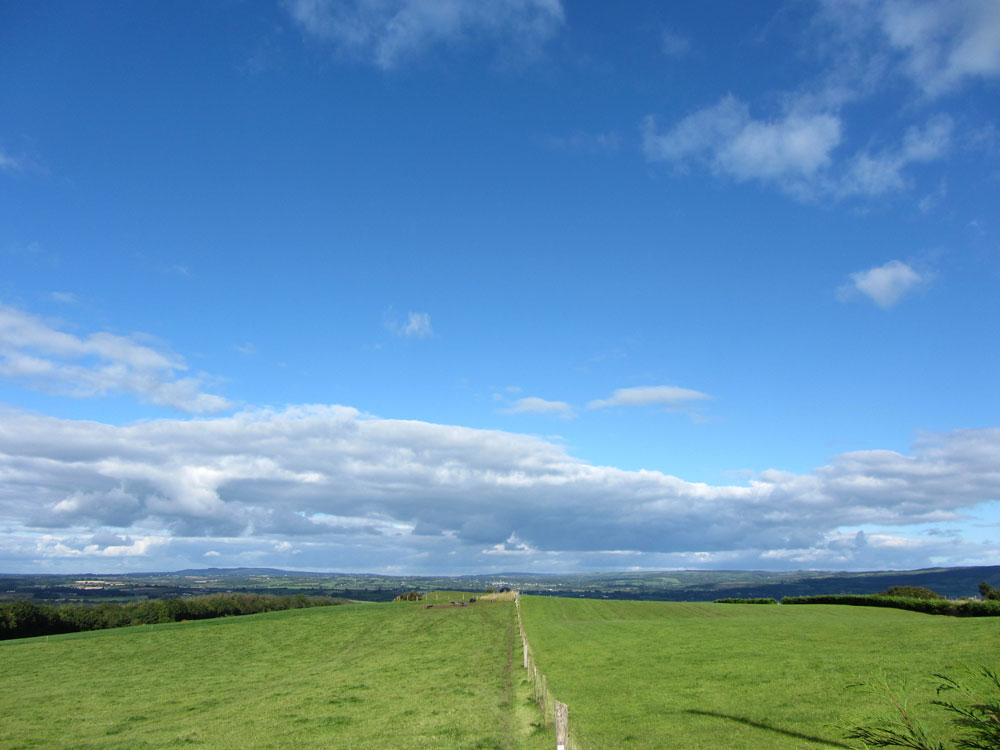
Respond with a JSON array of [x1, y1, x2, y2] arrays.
[[515, 591, 572, 750]]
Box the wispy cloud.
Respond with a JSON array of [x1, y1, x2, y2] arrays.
[[587, 385, 711, 410], [660, 28, 692, 59], [536, 130, 621, 153], [502, 396, 575, 418], [838, 115, 952, 197], [837, 259, 933, 309], [0, 146, 23, 173], [642, 0, 990, 205], [642, 95, 842, 195], [0, 303, 231, 413], [386, 310, 434, 339], [643, 97, 953, 202], [284, 0, 565, 70]]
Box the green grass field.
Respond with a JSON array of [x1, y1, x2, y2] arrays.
[[519, 596, 1000, 749], [0, 599, 549, 750]]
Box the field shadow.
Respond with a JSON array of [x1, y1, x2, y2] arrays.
[[685, 709, 852, 748]]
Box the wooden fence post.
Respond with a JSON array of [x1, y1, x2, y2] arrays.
[[555, 701, 568, 750], [541, 674, 547, 719]]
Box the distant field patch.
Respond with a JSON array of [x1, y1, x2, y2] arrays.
[[520, 596, 1000, 750], [1, 600, 548, 749]]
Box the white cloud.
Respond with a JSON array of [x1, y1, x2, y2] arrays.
[[0, 303, 231, 413], [49, 292, 78, 304], [587, 385, 711, 410], [402, 311, 433, 338], [34, 533, 168, 559], [284, 0, 564, 69], [644, 98, 954, 201], [0, 406, 998, 571], [0, 406, 1000, 569], [879, 0, 1000, 96], [503, 396, 575, 418], [642, 96, 842, 191], [839, 115, 953, 197], [482, 532, 536, 555], [838, 259, 932, 308]]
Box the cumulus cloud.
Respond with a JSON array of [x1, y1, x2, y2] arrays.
[[482, 532, 536, 555], [643, 98, 952, 201], [2, 405, 995, 572], [878, 0, 1000, 96], [641, 0, 990, 204], [642, 96, 842, 190], [837, 259, 932, 308], [503, 396, 575, 418], [815, 0, 1000, 97], [284, 0, 564, 69], [0, 304, 231, 413], [33, 533, 168, 559], [587, 385, 710, 410]]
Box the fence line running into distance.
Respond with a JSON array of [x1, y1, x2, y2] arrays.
[[515, 591, 571, 750]]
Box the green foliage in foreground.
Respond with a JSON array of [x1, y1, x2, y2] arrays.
[[714, 597, 779, 604], [846, 666, 1000, 749], [781, 595, 1000, 617], [520, 596, 999, 749], [0, 593, 341, 640], [0, 600, 549, 749]]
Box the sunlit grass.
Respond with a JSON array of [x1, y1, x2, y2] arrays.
[[520, 597, 1000, 749], [1, 600, 549, 749]]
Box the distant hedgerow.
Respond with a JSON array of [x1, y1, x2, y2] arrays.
[[781, 595, 1000, 617], [713, 598, 779, 604], [880, 586, 944, 600], [0, 593, 343, 641]]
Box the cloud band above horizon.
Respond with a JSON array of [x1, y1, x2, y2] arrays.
[[1, 404, 997, 573]]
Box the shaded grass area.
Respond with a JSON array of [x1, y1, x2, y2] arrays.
[[520, 597, 1000, 750], [1, 600, 549, 749]]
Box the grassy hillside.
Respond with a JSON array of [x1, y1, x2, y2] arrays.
[[520, 596, 1000, 750], [0, 599, 548, 749]]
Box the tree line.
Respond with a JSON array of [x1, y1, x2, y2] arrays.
[[0, 592, 342, 641]]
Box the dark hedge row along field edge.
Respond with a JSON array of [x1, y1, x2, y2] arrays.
[[781, 594, 1000, 616], [0, 593, 343, 640]]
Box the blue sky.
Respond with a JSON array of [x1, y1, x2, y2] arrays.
[[1, 0, 998, 574]]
